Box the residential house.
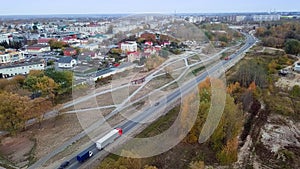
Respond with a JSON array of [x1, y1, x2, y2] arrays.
[[145, 41, 153, 46], [127, 51, 140, 62], [63, 47, 77, 56], [0, 51, 25, 64], [27, 44, 51, 54], [162, 41, 171, 46], [58, 56, 77, 68], [120, 41, 137, 52], [37, 38, 53, 45], [77, 51, 98, 63]]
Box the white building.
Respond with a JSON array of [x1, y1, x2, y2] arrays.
[[27, 44, 51, 54], [0, 51, 25, 64], [120, 41, 137, 52], [0, 62, 45, 78], [252, 14, 281, 22], [58, 57, 77, 68], [0, 33, 10, 43], [79, 43, 99, 51], [236, 15, 246, 22], [294, 62, 300, 72], [127, 51, 140, 62], [68, 25, 108, 34]]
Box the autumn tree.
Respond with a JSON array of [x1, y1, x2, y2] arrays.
[[24, 70, 58, 102], [234, 60, 267, 88], [255, 27, 266, 37], [216, 137, 239, 165], [0, 92, 31, 134], [30, 97, 52, 128], [211, 95, 243, 164], [45, 68, 73, 94], [48, 39, 69, 50], [184, 78, 211, 144], [227, 82, 242, 96]]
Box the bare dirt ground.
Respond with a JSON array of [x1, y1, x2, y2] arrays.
[[260, 115, 300, 153], [0, 135, 34, 168], [275, 71, 300, 90], [0, 114, 83, 168], [31, 114, 83, 161]]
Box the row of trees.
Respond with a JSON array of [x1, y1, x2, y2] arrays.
[[0, 69, 73, 134], [0, 40, 23, 50], [183, 78, 244, 165]]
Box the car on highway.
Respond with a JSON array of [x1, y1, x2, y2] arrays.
[[58, 161, 70, 169], [224, 56, 231, 60], [154, 102, 160, 106]]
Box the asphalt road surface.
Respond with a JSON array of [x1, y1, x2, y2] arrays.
[[59, 32, 257, 169]]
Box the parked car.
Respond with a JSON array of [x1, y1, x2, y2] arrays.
[[58, 161, 70, 169]]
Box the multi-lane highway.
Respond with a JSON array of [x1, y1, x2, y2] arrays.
[[59, 32, 257, 169]]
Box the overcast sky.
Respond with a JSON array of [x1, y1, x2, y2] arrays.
[[0, 0, 299, 15]]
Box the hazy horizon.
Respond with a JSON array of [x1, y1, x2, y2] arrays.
[[0, 0, 299, 15]]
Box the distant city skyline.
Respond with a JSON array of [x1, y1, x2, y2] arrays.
[[0, 0, 299, 15]]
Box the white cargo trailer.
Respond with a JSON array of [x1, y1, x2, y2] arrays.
[[96, 128, 122, 150]]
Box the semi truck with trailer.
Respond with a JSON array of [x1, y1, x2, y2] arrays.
[[76, 150, 93, 163], [96, 128, 123, 150]]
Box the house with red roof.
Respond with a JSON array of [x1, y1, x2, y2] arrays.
[[145, 41, 153, 46], [162, 41, 171, 46], [63, 47, 77, 56], [127, 51, 140, 62], [27, 44, 51, 54], [37, 38, 54, 45]]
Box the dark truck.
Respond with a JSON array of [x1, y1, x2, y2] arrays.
[[76, 150, 93, 163]]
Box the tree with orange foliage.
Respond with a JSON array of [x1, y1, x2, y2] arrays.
[[217, 137, 239, 165], [0, 91, 31, 134], [248, 81, 257, 91], [227, 82, 241, 95], [24, 70, 58, 103]]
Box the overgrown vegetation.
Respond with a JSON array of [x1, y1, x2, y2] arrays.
[[97, 77, 247, 168], [226, 44, 300, 168], [198, 23, 243, 47], [0, 69, 73, 134], [255, 22, 300, 55], [145, 55, 166, 71]]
